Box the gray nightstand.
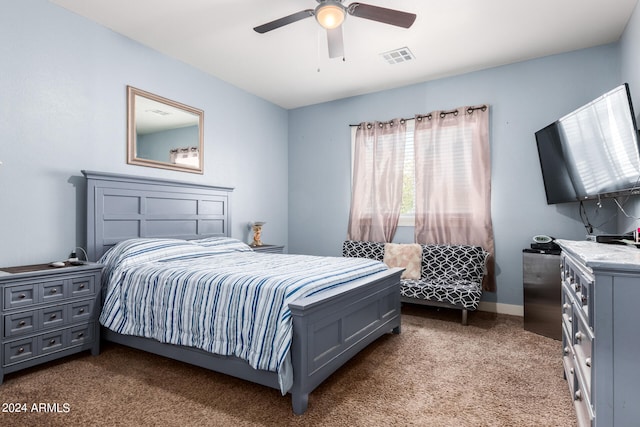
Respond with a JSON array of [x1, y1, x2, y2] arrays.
[[249, 244, 285, 254], [0, 262, 102, 384]]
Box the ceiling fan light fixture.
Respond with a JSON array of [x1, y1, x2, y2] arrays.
[[315, 2, 346, 29]]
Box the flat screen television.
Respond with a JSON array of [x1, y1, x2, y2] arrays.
[[535, 83, 640, 204]]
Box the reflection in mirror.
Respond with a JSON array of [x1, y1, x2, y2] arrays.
[[127, 86, 204, 173]]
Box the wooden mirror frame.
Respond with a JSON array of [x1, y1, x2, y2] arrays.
[[127, 86, 204, 174]]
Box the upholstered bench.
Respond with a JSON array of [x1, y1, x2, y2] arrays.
[[342, 240, 489, 325]]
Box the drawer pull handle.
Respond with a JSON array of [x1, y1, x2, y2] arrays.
[[575, 390, 582, 401], [568, 317, 572, 323], [18, 294, 26, 299], [570, 368, 574, 375], [17, 347, 24, 354], [50, 314, 57, 319], [586, 358, 591, 367], [581, 295, 588, 305], [50, 289, 58, 294], [50, 339, 56, 345], [77, 332, 84, 338], [575, 332, 583, 341], [563, 346, 570, 355], [79, 308, 85, 314], [18, 320, 26, 327], [563, 303, 571, 311]]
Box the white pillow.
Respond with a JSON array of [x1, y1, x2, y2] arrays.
[[190, 236, 253, 252], [383, 243, 422, 280]]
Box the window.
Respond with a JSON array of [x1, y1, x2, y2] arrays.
[[352, 119, 475, 226], [399, 120, 415, 225], [349, 106, 494, 290]]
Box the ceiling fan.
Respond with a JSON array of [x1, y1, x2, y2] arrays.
[[253, 1, 416, 59]]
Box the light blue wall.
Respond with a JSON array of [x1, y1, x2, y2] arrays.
[[0, 0, 289, 266], [288, 45, 624, 307]]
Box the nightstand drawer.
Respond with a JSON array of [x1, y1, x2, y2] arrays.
[[41, 305, 66, 329], [4, 275, 97, 311], [40, 330, 65, 354], [40, 280, 65, 304], [4, 337, 36, 365], [69, 300, 94, 323], [4, 284, 36, 309], [3, 323, 97, 367], [4, 311, 37, 337], [3, 299, 98, 338], [69, 324, 93, 346], [70, 275, 95, 298]]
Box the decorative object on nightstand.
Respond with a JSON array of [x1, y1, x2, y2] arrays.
[[251, 221, 265, 246], [67, 246, 90, 265], [0, 262, 102, 384]]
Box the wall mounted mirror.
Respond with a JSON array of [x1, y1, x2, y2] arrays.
[[127, 86, 204, 174]]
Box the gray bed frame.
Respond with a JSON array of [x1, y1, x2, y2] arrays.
[[82, 170, 402, 415]]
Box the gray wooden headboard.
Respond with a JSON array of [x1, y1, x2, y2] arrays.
[[83, 170, 233, 261]]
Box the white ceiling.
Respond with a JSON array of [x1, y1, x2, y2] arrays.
[[49, 0, 638, 109]]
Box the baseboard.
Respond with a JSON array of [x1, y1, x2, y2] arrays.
[[478, 301, 523, 317]]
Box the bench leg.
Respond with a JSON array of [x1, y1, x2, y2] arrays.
[[461, 309, 468, 326]]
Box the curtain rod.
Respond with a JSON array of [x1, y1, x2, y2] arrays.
[[349, 104, 487, 127]]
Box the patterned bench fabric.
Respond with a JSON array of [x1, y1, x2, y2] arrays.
[[400, 279, 483, 310], [342, 240, 488, 311], [343, 240, 385, 262]]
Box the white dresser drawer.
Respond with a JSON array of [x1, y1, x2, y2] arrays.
[[561, 254, 593, 326], [573, 308, 593, 396], [573, 357, 595, 427]]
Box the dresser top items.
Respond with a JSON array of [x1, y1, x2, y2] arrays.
[[556, 239, 640, 272]]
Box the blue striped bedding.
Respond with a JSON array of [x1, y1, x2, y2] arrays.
[[99, 237, 387, 394]]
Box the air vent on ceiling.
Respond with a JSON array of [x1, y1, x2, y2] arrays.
[[380, 47, 415, 65]]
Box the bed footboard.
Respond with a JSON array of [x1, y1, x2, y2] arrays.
[[288, 267, 403, 414]]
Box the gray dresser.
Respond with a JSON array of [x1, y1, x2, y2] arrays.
[[556, 239, 640, 426], [0, 262, 102, 384]]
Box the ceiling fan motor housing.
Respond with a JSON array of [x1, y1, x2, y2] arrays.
[[315, 1, 346, 30]]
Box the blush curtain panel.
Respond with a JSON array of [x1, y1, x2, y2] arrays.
[[413, 106, 495, 291], [347, 119, 407, 243]]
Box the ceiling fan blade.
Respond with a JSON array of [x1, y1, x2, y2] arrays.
[[347, 3, 416, 28], [253, 9, 314, 34], [327, 26, 344, 58]]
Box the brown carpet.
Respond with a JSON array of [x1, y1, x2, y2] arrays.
[[0, 305, 576, 427]]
